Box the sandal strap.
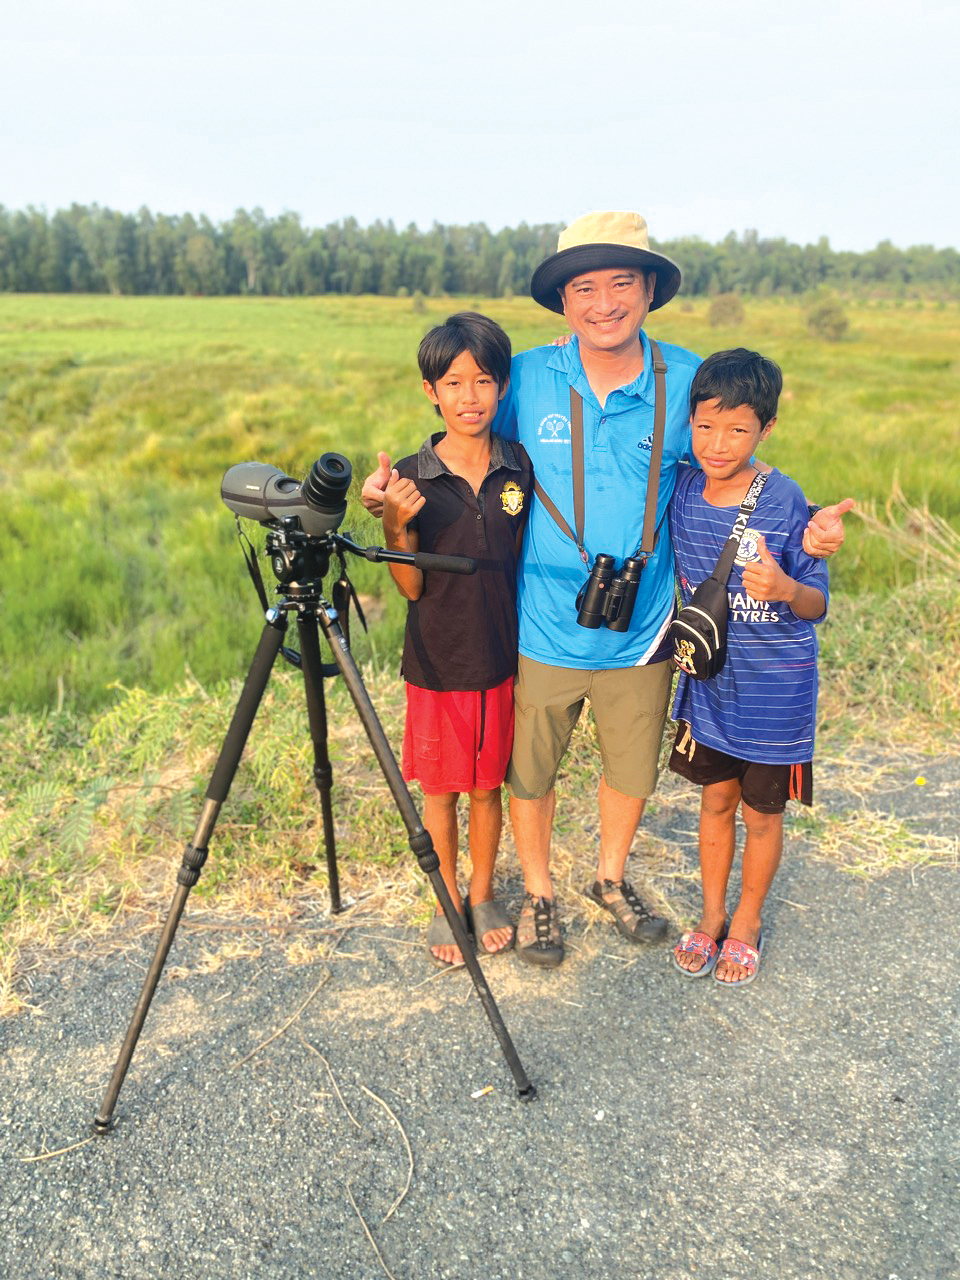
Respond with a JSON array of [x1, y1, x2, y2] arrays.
[[517, 893, 560, 949], [718, 937, 760, 972], [674, 930, 720, 961], [601, 878, 656, 925], [467, 897, 512, 936]]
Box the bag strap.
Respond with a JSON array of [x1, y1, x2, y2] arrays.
[[532, 336, 668, 565], [639, 338, 667, 559], [570, 387, 586, 553], [711, 470, 770, 583], [532, 386, 588, 562]]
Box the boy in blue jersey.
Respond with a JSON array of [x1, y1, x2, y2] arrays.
[[670, 348, 829, 987]]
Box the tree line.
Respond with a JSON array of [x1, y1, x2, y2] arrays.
[[1, 204, 957, 298]]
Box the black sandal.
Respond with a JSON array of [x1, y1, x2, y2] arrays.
[[515, 893, 564, 968], [586, 879, 668, 944]]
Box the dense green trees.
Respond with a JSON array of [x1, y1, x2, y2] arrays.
[[0, 204, 956, 298]]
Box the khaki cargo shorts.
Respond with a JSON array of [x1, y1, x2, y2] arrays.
[[506, 654, 673, 801]]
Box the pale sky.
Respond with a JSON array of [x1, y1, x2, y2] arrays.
[[2, 0, 957, 251]]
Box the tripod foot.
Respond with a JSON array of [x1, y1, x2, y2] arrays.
[[92, 1114, 114, 1136], [518, 1084, 538, 1103]]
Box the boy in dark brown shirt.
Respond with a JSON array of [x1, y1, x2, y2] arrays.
[[382, 313, 532, 966]]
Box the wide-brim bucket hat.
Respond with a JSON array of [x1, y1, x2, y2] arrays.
[[530, 211, 682, 314]]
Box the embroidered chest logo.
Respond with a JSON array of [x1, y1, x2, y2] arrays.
[[538, 413, 571, 444], [500, 480, 524, 517], [735, 529, 764, 567], [637, 433, 654, 451]]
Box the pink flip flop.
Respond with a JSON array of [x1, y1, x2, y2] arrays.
[[672, 926, 726, 979], [714, 931, 764, 988]]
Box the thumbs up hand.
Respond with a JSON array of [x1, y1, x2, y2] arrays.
[[741, 535, 793, 603], [803, 498, 855, 558], [361, 451, 393, 517]]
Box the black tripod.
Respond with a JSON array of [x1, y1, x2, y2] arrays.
[[94, 527, 535, 1133]]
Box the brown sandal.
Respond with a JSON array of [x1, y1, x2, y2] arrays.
[[586, 879, 668, 944]]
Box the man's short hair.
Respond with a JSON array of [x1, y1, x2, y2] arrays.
[[689, 347, 783, 426], [418, 312, 512, 391]]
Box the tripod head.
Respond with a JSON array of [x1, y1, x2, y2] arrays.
[[265, 524, 478, 600]]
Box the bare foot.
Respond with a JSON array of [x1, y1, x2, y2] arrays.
[[466, 892, 514, 954], [428, 895, 466, 966], [479, 923, 513, 953], [430, 938, 464, 966]]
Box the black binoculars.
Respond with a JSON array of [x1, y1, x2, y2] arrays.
[[576, 553, 647, 632]]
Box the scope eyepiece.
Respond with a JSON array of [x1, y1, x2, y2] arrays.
[[303, 453, 352, 515]]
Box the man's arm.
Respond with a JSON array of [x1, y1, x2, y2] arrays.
[[802, 499, 855, 557], [748, 458, 854, 559]]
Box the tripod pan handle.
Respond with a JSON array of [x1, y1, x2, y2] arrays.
[[412, 551, 477, 575]]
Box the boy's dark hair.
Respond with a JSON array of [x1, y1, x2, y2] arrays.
[[689, 347, 783, 426], [418, 312, 511, 416]]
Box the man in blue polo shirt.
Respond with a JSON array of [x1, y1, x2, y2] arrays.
[[494, 211, 698, 966], [363, 210, 850, 969]]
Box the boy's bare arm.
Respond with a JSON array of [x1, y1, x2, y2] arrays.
[[383, 475, 425, 600], [740, 536, 826, 621]]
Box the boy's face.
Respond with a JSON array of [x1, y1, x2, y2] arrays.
[[690, 398, 775, 481], [423, 350, 506, 438]]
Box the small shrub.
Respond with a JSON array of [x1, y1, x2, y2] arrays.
[[708, 293, 744, 327], [411, 290, 427, 314], [806, 295, 849, 341]]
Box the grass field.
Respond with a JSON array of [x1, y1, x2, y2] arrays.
[[2, 292, 959, 713], [2, 292, 959, 1017]]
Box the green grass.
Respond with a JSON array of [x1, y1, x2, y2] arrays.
[[2, 293, 959, 713], [2, 574, 957, 1016]]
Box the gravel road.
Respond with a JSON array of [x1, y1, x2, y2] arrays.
[[3, 757, 957, 1280]]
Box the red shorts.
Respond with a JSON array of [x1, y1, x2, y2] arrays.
[[402, 677, 515, 795]]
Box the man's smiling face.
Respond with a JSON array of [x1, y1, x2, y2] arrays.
[[560, 267, 655, 356]]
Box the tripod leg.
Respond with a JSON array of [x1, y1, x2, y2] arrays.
[[297, 613, 341, 913], [314, 603, 536, 1102], [93, 613, 287, 1133]]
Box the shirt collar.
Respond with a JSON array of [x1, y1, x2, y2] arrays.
[[544, 329, 654, 405], [416, 431, 522, 480]]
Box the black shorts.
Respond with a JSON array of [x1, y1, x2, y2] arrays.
[[669, 722, 813, 815]]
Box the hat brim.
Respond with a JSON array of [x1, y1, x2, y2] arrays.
[[530, 243, 682, 314]]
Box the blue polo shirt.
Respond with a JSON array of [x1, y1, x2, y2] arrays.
[[493, 331, 701, 669]]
